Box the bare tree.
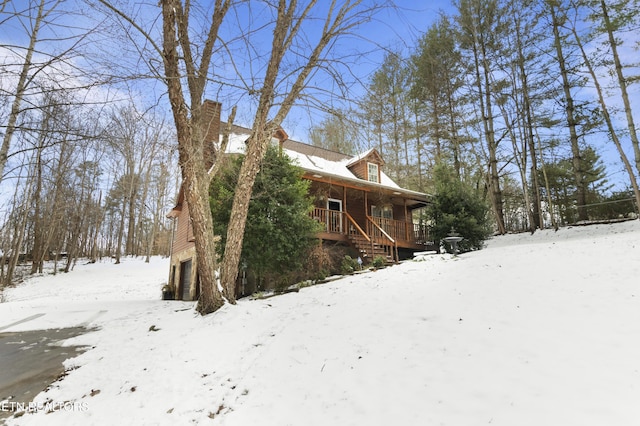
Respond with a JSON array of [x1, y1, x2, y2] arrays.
[[593, 0, 640, 178], [0, 0, 97, 183], [0, 0, 48, 182], [455, 0, 507, 234], [96, 0, 381, 314], [218, 0, 381, 305], [103, 104, 169, 262]]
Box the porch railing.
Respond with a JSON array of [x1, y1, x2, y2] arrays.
[[311, 207, 344, 234], [310, 207, 431, 246], [368, 216, 431, 246], [366, 216, 398, 261]]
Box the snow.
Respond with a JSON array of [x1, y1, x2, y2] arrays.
[[1, 221, 640, 425], [226, 130, 407, 191], [285, 148, 403, 190]]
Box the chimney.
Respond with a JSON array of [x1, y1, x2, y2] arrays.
[[274, 127, 288, 155], [202, 100, 221, 170]]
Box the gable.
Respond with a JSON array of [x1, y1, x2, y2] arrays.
[[346, 149, 385, 182]]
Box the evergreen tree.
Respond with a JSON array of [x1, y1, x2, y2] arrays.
[[210, 146, 321, 290], [427, 163, 491, 253], [540, 146, 610, 224], [410, 14, 466, 174]]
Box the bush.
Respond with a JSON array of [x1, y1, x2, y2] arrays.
[[341, 255, 361, 274], [371, 255, 387, 269], [302, 243, 332, 281]]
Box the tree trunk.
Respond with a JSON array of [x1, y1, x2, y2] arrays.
[[600, 0, 640, 176], [473, 37, 506, 234], [549, 3, 588, 222], [219, 126, 274, 303], [114, 195, 126, 264], [0, 0, 46, 183], [571, 22, 640, 216], [535, 126, 559, 230], [160, 0, 230, 315], [126, 180, 137, 256], [219, 0, 368, 299], [30, 136, 44, 274], [6, 163, 36, 285], [514, 21, 543, 230]]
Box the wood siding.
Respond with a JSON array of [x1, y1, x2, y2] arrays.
[[168, 202, 198, 300], [172, 203, 195, 254]]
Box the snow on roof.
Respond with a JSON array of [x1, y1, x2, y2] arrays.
[[345, 147, 376, 166], [225, 132, 248, 154], [284, 148, 401, 189], [221, 128, 422, 196]]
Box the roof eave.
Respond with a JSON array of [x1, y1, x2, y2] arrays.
[[301, 169, 430, 205]]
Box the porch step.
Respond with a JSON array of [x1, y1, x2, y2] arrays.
[[347, 235, 393, 262]]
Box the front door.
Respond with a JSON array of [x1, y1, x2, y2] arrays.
[[327, 198, 343, 233]]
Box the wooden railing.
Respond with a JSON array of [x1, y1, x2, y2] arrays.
[[411, 222, 432, 245], [311, 207, 343, 234], [344, 212, 370, 242], [366, 216, 397, 261], [369, 217, 432, 245], [310, 207, 431, 247]]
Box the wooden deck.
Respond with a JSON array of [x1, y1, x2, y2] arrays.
[[311, 208, 435, 261]]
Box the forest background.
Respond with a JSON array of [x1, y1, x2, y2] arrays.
[[1, 0, 639, 288]]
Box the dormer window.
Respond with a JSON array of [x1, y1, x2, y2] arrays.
[[367, 162, 379, 183]]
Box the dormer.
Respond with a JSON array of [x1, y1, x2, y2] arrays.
[[346, 148, 385, 183]]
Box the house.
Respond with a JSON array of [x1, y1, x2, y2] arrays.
[[167, 101, 435, 301]]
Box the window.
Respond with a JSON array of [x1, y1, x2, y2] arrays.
[[367, 162, 379, 183], [371, 205, 393, 219]]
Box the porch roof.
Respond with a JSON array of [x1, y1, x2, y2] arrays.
[[300, 167, 430, 208], [281, 142, 429, 209]]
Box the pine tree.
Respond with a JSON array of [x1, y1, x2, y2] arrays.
[[210, 146, 321, 292], [427, 163, 491, 253]]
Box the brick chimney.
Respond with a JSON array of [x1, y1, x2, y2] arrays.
[[202, 100, 221, 170]]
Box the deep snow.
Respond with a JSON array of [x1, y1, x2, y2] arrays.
[[1, 220, 639, 425]]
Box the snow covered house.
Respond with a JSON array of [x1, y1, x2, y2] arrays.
[[167, 101, 434, 301]]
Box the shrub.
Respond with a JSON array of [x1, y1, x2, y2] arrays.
[[341, 255, 361, 274], [371, 255, 387, 269]]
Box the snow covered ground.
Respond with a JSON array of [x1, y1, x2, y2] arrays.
[[1, 220, 640, 425]]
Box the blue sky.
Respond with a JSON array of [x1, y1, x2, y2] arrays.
[[1, 0, 637, 193], [269, 0, 457, 140]]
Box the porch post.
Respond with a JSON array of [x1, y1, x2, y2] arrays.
[[364, 191, 368, 218], [404, 200, 410, 241], [343, 186, 347, 225]]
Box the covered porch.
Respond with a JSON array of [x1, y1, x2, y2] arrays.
[[307, 179, 436, 262]]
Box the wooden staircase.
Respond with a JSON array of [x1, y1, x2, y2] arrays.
[[344, 213, 397, 263], [347, 234, 394, 262]]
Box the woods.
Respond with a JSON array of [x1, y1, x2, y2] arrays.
[[334, 0, 640, 233], [1, 0, 640, 311]]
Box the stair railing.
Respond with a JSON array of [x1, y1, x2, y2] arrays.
[[366, 216, 398, 262], [345, 212, 374, 257], [344, 212, 370, 241]]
